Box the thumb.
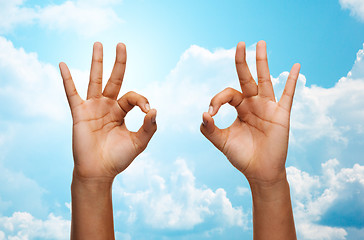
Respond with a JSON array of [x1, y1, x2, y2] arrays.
[[134, 109, 157, 152], [200, 112, 227, 152]]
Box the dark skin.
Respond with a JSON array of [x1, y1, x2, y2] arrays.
[[201, 40, 300, 240], [60, 40, 299, 240], [60, 42, 157, 240]]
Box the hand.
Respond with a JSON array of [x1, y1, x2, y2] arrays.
[[201, 41, 300, 185], [60, 42, 157, 181]]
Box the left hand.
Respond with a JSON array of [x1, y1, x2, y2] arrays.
[[60, 42, 157, 181]]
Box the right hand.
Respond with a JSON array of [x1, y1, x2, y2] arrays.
[[201, 41, 300, 185]]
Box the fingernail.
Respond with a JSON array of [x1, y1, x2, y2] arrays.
[[202, 118, 207, 126], [145, 103, 150, 111], [208, 106, 213, 115], [151, 114, 156, 124]]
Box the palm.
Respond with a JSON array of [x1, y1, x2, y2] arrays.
[[60, 43, 157, 180], [224, 97, 290, 181], [72, 98, 133, 178], [201, 41, 300, 183]]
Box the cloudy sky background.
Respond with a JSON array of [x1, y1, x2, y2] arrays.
[[0, 0, 364, 239]]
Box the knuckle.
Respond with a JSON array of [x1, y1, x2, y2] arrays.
[[235, 54, 246, 65], [258, 76, 271, 83], [63, 75, 72, 82], [225, 87, 233, 92], [224, 87, 237, 95], [69, 88, 78, 97], [282, 89, 291, 97], [138, 93, 147, 101], [210, 96, 218, 105], [126, 91, 136, 96], [235, 58, 243, 65], [92, 56, 103, 63], [256, 56, 267, 62], [134, 140, 145, 152], [115, 58, 126, 65], [90, 75, 102, 84], [108, 76, 121, 85]]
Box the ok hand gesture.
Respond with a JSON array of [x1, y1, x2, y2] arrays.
[[201, 41, 300, 185], [60, 42, 157, 181]]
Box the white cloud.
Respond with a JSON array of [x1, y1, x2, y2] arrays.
[[0, 0, 36, 32], [1, 35, 364, 239], [348, 43, 364, 79], [288, 79, 364, 144], [296, 223, 347, 240], [113, 155, 247, 232], [130, 44, 256, 133], [0, 0, 123, 36], [0, 35, 73, 224], [130, 42, 364, 147], [5, 35, 363, 145], [287, 44, 364, 144], [37, 1, 123, 36], [0, 162, 49, 217], [0, 36, 68, 122], [235, 186, 249, 196], [287, 159, 364, 239], [0, 212, 70, 240], [339, 0, 364, 21]]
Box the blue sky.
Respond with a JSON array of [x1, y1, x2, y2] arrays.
[[0, 0, 363, 239]]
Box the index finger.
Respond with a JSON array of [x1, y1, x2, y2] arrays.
[[117, 91, 151, 118], [208, 87, 244, 116]]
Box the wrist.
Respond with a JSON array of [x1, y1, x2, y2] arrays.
[[248, 173, 291, 202], [71, 171, 114, 194]]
